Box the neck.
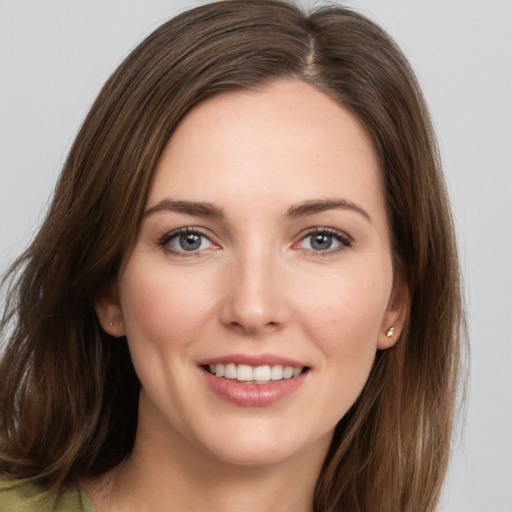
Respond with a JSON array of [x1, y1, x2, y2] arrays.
[[82, 393, 330, 512]]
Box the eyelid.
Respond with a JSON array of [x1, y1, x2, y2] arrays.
[[157, 226, 219, 256], [156, 225, 352, 257], [294, 227, 352, 254]]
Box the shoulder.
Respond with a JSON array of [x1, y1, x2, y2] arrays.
[[0, 478, 96, 512]]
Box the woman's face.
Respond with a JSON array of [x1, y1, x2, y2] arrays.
[[98, 80, 406, 469]]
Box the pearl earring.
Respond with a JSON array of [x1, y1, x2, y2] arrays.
[[386, 326, 395, 338], [109, 322, 113, 326]]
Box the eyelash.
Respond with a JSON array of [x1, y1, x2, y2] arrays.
[[297, 228, 352, 256], [157, 227, 215, 257], [156, 227, 352, 257]]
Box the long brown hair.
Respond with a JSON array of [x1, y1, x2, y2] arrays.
[[0, 1, 465, 510]]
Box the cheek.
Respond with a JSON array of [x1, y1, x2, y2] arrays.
[[296, 260, 392, 359], [119, 259, 215, 349], [294, 264, 392, 422]]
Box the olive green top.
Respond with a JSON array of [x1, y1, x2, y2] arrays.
[[0, 478, 96, 512]]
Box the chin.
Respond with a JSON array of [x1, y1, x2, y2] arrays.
[[208, 441, 302, 468], [192, 420, 332, 470]]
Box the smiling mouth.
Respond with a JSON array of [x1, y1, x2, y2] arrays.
[[203, 363, 309, 384]]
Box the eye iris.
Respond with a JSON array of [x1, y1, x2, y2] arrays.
[[179, 233, 201, 251], [311, 234, 332, 250]]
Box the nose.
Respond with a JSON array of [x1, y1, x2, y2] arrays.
[[220, 245, 290, 334]]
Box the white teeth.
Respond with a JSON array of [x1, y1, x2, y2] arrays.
[[270, 365, 283, 380], [224, 363, 237, 379], [215, 364, 225, 377], [283, 366, 294, 379], [253, 365, 271, 381], [208, 363, 303, 382], [236, 364, 253, 381]]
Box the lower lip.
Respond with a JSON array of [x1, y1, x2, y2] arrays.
[[201, 368, 308, 407]]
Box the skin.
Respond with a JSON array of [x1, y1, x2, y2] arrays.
[[90, 79, 407, 512]]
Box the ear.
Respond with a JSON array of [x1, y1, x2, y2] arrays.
[[94, 283, 126, 337], [378, 275, 409, 350]]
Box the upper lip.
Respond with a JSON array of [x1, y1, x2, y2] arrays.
[[198, 353, 308, 368]]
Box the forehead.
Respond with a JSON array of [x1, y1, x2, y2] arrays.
[[148, 79, 385, 224]]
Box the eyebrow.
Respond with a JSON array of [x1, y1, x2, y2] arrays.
[[144, 199, 224, 218], [287, 199, 372, 223], [144, 197, 371, 223]]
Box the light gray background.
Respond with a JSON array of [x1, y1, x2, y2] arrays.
[[1, 1, 511, 510]]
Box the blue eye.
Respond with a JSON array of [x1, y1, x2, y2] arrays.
[[298, 229, 351, 253], [159, 228, 213, 255]]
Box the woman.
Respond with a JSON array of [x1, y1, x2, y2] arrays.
[[0, 1, 465, 510]]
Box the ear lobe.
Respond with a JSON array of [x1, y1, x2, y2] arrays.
[[378, 276, 409, 350], [94, 284, 126, 337]]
